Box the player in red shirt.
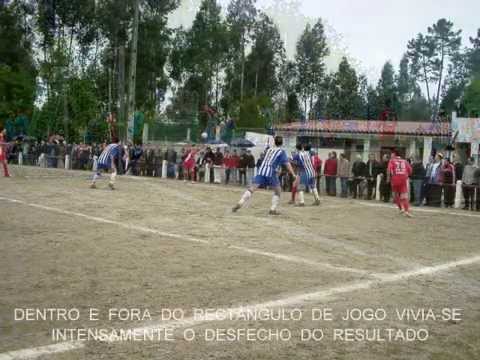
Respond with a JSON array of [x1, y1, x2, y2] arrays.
[[388, 151, 413, 217], [0, 128, 10, 177], [183, 145, 197, 183]]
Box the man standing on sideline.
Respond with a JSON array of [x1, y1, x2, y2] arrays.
[[238, 149, 248, 186], [427, 153, 444, 207], [337, 153, 350, 198], [324, 152, 338, 196], [366, 153, 381, 200], [462, 157, 478, 210], [351, 155, 367, 199], [379, 154, 391, 203], [411, 156, 426, 206], [246, 150, 256, 186], [224, 149, 233, 185], [213, 147, 224, 184], [231, 149, 240, 184], [474, 166, 480, 211]]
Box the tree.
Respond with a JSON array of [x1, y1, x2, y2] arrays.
[[468, 29, 480, 76], [407, 19, 462, 120], [463, 76, 480, 117], [226, 0, 257, 103], [325, 57, 360, 119], [245, 13, 285, 98], [376, 61, 398, 116], [397, 55, 416, 106], [295, 19, 329, 118], [0, 1, 37, 122], [170, 0, 228, 111]]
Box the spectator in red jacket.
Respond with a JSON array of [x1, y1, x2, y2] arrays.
[[324, 151, 338, 196], [224, 149, 234, 184], [311, 151, 322, 193]]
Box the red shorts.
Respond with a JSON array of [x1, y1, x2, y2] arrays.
[[391, 177, 408, 194], [0, 148, 5, 161]]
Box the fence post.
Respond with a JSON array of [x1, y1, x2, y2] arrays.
[[454, 180, 463, 209], [162, 160, 167, 179], [375, 174, 381, 201], [205, 164, 210, 183], [65, 155, 70, 170]]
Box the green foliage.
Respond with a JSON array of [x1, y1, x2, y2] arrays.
[[295, 19, 329, 117], [244, 13, 285, 98], [464, 77, 480, 117], [325, 57, 359, 119], [0, 1, 36, 122], [238, 96, 271, 128], [407, 18, 462, 118], [4, 0, 480, 140], [376, 62, 398, 111], [285, 93, 301, 121], [170, 0, 229, 108], [467, 29, 480, 77]]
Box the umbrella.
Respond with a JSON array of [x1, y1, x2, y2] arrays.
[[206, 139, 228, 147], [230, 138, 255, 148]]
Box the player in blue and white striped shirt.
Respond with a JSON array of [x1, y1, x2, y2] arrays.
[[292, 143, 320, 206], [232, 136, 298, 215], [90, 137, 122, 190]]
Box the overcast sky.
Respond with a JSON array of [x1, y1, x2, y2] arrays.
[[169, 0, 480, 84], [296, 0, 480, 81]]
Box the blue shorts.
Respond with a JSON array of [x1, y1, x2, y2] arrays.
[[97, 162, 111, 171], [254, 175, 280, 188], [299, 173, 315, 190]]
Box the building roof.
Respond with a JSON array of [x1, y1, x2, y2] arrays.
[[274, 120, 451, 137]]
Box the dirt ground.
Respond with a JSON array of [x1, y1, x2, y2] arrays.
[[0, 165, 479, 360]]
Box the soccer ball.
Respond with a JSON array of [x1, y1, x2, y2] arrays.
[[201, 132, 208, 140]]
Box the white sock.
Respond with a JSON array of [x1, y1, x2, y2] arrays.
[[271, 195, 280, 211], [298, 191, 305, 204], [239, 190, 252, 207], [110, 170, 117, 184], [92, 172, 100, 184], [312, 188, 319, 201]]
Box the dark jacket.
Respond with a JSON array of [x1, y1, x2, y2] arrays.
[[366, 160, 381, 178], [246, 154, 256, 168], [411, 161, 426, 180], [213, 152, 224, 166], [474, 168, 480, 185], [352, 160, 367, 178], [239, 154, 248, 170]]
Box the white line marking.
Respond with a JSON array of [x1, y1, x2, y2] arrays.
[[2, 254, 479, 359], [0, 341, 85, 360], [0, 196, 209, 245], [229, 245, 375, 277], [356, 201, 480, 218], [0, 196, 371, 274]]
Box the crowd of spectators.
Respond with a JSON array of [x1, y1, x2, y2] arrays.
[[7, 138, 480, 210]]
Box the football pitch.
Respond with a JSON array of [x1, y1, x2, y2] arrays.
[[1, 166, 479, 360]]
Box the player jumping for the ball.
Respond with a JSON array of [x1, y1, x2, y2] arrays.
[[90, 136, 121, 190], [292, 143, 320, 206], [232, 136, 298, 215], [388, 151, 413, 217]]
